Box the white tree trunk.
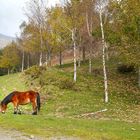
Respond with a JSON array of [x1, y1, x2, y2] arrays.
[[78, 59, 81, 68], [21, 50, 25, 72], [99, 11, 109, 103], [72, 29, 77, 82], [39, 26, 43, 66], [105, 42, 109, 61], [89, 57, 92, 73], [39, 51, 43, 66]]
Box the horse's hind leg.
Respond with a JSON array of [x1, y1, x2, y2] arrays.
[[32, 101, 38, 115]]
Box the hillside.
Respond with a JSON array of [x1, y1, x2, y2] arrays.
[[0, 33, 15, 48], [0, 60, 139, 140], [23, 60, 140, 122]]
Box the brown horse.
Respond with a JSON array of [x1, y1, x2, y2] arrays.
[[0, 90, 40, 115]]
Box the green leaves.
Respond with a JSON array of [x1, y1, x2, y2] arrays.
[[0, 42, 20, 70], [108, 0, 140, 67]]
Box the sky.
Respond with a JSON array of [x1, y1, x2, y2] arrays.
[[0, 0, 60, 37]]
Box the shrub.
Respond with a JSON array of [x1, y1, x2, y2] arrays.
[[24, 65, 46, 79], [23, 66, 77, 91], [59, 77, 75, 90], [117, 64, 135, 73]]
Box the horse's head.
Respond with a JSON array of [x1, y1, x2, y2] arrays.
[[0, 102, 7, 114]]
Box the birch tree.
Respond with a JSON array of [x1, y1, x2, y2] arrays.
[[19, 21, 26, 72], [84, 0, 96, 73], [26, 0, 46, 66], [64, 0, 84, 82], [96, 0, 109, 103], [50, 1, 84, 81]]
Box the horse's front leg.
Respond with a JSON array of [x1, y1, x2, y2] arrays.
[[13, 102, 18, 114], [17, 108, 22, 114]]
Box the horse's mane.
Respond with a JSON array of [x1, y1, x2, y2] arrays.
[[1, 92, 15, 105]]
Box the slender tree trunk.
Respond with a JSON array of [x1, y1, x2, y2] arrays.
[[78, 59, 81, 67], [89, 57, 92, 73], [39, 26, 43, 66], [82, 46, 86, 62], [72, 29, 77, 82], [78, 58, 81, 67], [99, 11, 109, 103], [48, 50, 51, 66], [27, 54, 30, 69], [78, 47, 81, 67], [46, 45, 51, 66], [39, 52, 43, 66], [59, 46, 62, 67], [105, 42, 109, 61], [86, 12, 92, 73], [45, 53, 48, 66], [21, 50, 25, 72], [89, 41, 92, 73], [138, 67, 140, 87], [8, 69, 10, 75], [78, 36, 82, 67]]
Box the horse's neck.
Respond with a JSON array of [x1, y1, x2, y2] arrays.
[[2, 92, 13, 105], [5, 101, 10, 105], [2, 98, 11, 105]]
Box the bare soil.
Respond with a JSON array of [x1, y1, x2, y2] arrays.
[[0, 128, 80, 140], [0, 128, 41, 140]]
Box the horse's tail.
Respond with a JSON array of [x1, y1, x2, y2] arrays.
[[36, 92, 41, 111]]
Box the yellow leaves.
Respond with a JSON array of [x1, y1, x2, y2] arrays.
[[0, 42, 20, 69]]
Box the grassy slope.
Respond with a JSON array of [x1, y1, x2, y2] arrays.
[[0, 60, 139, 140]]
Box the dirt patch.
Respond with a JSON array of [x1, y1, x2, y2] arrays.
[[48, 137, 80, 140], [0, 128, 80, 140], [0, 128, 43, 140]]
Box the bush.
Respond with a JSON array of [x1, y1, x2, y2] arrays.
[[24, 65, 46, 79], [23, 66, 77, 91], [59, 77, 75, 90], [117, 64, 134, 73], [23, 65, 47, 88]]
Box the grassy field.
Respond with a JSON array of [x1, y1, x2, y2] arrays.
[[0, 60, 139, 140]]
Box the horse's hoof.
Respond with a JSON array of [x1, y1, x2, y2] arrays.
[[18, 112, 22, 115], [14, 112, 17, 114], [32, 112, 37, 115]]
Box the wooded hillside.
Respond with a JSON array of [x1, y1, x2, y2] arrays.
[[0, 0, 139, 103]]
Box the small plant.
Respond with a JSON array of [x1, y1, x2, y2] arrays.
[[59, 77, 75, 90], [24, 66, 41, 79]]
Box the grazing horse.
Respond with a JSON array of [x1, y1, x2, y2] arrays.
[[0, 90, 40, 115]]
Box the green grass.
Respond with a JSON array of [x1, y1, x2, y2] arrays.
[[0, 60, 139, 139], [0, 114, 140, 140], [0, 73, 27, 98]]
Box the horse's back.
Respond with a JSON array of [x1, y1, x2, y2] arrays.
[[12, 91, 39, 105]]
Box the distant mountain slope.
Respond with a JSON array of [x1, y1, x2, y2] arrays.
[[0, 33, 16, 49]]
